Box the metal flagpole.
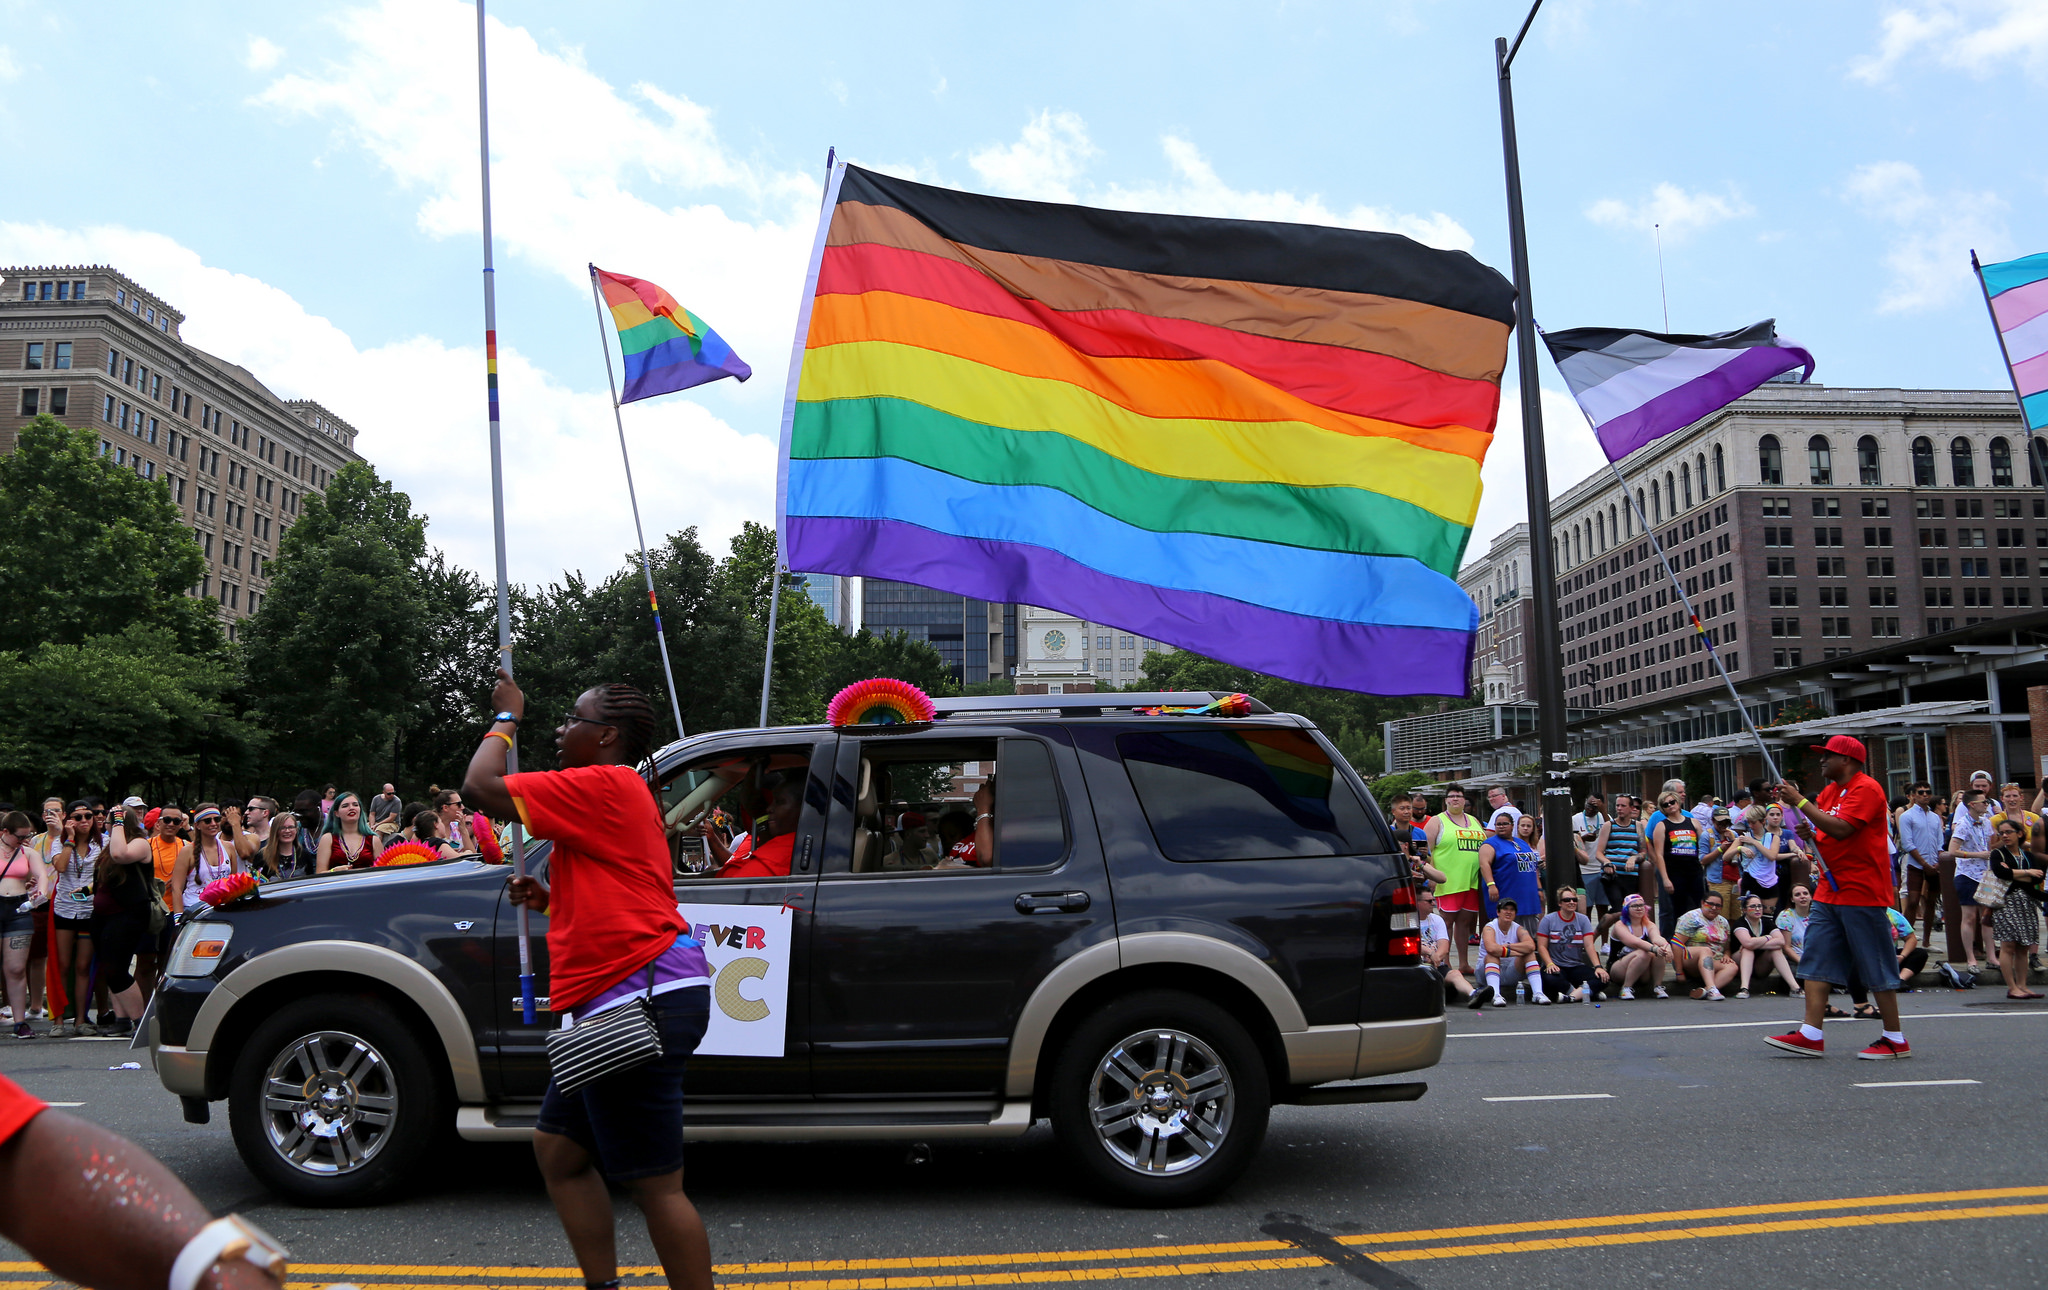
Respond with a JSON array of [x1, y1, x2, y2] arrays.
[[588, 265, 688, 743], [1494, 1, 1575, 883], [1971, 250, 2048, 514], [758, 145, 837, 730], [475, 0, 534, 1025]]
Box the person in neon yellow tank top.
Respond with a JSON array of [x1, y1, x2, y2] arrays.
[[1425, 787, 1488, 974]]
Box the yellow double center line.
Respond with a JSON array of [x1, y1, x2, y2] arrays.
[[2, 1185, 2042, 1289]]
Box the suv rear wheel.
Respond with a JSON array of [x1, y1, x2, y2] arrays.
[[1050, 989, 1270, 1206], [228, 994, 447, 1203]]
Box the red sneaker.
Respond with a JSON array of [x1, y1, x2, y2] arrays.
[[1764, 1030, 1825, 1057], [1857, 1036, 1912, 1060]]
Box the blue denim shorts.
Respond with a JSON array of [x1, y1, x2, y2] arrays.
[[536, 984, 711, 1181], [1795, 902, 1900, 992]]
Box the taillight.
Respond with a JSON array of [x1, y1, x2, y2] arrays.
[[1390, 934, 1422, 958], [1370, 878, 1421, 965]]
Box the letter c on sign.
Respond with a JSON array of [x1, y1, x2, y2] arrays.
[[714, 956, 771, 1022]]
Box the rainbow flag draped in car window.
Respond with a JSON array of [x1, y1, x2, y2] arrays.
[[593, 265, 751, 402], [773, 163, 1515, 696]]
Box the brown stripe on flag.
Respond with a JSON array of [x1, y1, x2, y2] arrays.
[[827, 201, 1511, 386]]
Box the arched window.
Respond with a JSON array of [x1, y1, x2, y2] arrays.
[[1807, 435, 1832, 486], [1696, 453, 1709, 496], [1759, 435, 1783, 485], [1990, 437, 2013, 487], [1636, 489, 1646, 531], [1665, 472, 1676, 518], [1682, 461, 1693, 508], [1651, 485, 1661, 523], [1713, 444, 1726, 492], [1857, 435, 1882, 485], [1912, 436, 1935, 486], [1951, 437, 1975, 487], [2033, 440, 2044, 487], [1610, 504, 1619, 544], [1596, 511, 1606, 551]]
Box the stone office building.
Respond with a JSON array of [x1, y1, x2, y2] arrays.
[[1, 265, 364, 634]]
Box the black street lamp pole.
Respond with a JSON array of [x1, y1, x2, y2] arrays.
[[1495, 3, 1576, 881]]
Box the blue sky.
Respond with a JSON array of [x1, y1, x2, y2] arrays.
[[3, 0, 2045, 584]]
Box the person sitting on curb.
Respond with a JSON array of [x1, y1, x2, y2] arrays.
[[1671, 890, 1738, 1000], [1417, 890, 1475, 1004], [1536, 886, 1608, 1002], [1469, 898, 1547, 1009], [1608, 893, 1673, 999]]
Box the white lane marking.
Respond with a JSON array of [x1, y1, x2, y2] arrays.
[[1482, 1093, 1615, 1102], [1854, 1079, 1982, 1088], [45, 1101, 85, 1107], [1449, 1011, 2048, 1040]]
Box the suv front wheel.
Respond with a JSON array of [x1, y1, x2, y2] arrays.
[[227, 993, 448, 1203], [1050, 989, 1270, 1206]]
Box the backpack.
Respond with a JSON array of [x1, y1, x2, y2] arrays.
[[1936, 960, 1977, 990]]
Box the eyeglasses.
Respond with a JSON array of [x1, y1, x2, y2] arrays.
[[1558, 895, 1579, 901], [246, 804, 269, 813], [67, 812, 92, 821], [561, 713, 616, 729]]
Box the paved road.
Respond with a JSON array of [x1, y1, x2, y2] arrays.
[[6, 994, 2047, 1288]]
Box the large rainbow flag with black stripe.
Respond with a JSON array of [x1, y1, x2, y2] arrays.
[[774, 164, 1515, 695]]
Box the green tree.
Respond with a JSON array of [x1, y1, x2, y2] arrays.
[[1368, 769, 1432, 811], [240, 461, 431, 787], [0, 626, 245, 802], [0, 414, 217, 654]]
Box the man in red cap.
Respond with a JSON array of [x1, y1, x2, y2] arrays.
[[1766, 735, 1911, 1059]]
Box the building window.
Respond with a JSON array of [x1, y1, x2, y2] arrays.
[[1991, 437, 2014, 487], [1951, 437, 1975, 486], [52, 341, 71, 370], [18, 389, 39, 416], [49, 388, 66, 416], [1758, 435, 1783, 485], [24, 342, 42, 370], [1713, 444, 1726, 492], [1911, 436, 1935, 486], [1857, 435, 1881, 485], [1681, 461, 1693, 508], [1807, 435, 1833, 486]]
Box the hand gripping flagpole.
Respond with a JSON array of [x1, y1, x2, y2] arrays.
[[475, 0, 535, 1024], [588, 266, 689, 744]]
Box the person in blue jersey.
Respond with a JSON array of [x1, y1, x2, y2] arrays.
[[1479, 810, 1544, 934]]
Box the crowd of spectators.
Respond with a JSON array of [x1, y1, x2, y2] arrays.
[[0, 783, 498, 1040], [1399, 767, 2046, 1010]]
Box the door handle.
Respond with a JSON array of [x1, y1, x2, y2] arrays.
[[798, 835, 813, 873], [1016, 891, 1090, 914]]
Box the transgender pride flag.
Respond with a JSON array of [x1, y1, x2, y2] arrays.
[[1974, 251, 2048, 434], [1543, 321, 1814, 462]]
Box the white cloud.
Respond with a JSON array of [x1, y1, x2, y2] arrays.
[[244, 36, 283, 72], [0, 223, 776, 590], [1852, 0, 2048, 83], [1464, 386, 1607, 567], [1843, 160, 2007, 313], [254, 0, 818, 406], [0, 46, 20, 82], [1585, 183, 1754, 240], [968, 110, 1097, 203], [1101, 136, 1472, 250]]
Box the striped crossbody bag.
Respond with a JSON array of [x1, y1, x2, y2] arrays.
[[544, 964, 662, 1095]]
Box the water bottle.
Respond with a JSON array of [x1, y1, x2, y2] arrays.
[[1514, 980, 1526, 1003]]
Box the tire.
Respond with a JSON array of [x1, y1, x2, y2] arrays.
[[1049, 989, 1270, 1206], [228, 993, 449, 1204]]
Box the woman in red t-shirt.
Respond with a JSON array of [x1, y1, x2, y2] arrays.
[[464, 670, 713, 1290]]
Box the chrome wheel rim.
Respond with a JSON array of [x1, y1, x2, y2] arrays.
[[1089, 1027, 1233, 1175], [260, 1030, 397, 1175]]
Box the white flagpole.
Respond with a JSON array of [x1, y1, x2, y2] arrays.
[[588, 265, 688, 744], [474, 0, 535, 1024]]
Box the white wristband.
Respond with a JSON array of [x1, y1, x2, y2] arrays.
[[169, 1216, 289, 1290]]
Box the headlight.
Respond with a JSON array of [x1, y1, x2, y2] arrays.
[[167, 921, 233, 977]]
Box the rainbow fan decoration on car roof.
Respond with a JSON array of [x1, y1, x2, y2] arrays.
[[827, 677, 937, 727], [374, 841, 444, 868], [199, 872, 259, 907]]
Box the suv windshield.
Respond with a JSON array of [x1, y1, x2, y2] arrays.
[[1117, 727, 1375, 861]]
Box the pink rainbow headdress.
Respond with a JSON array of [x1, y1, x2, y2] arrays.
[[827, 677, 937, 727]]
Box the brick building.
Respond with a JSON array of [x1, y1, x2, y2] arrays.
[[1, 265, 363, 634]]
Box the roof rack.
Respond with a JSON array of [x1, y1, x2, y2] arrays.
[[929, 691, 1274, 718]]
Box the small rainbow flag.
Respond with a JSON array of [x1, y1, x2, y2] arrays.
[[593, 265, 751, 402], [774, 164, 1514, 696]]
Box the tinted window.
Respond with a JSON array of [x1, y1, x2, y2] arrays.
[[997, 737, 1067, 868], [1117, 728, 1373, 861]]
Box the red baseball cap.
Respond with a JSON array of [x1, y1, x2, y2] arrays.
[[1810, 734, 1867, 762], [143, 807, 162, 829]]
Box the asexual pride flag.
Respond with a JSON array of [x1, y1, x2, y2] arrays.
[[1543, 321, 1814, 462], [774, 163, 1516, 696], [594, 265, 751, 402], [1975, 251, 2048, 433]]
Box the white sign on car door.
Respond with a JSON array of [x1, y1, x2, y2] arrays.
[[678, 903, 793, 1058]]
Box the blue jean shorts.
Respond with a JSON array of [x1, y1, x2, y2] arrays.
[[1795, 902, 1900, 992], [1954, 874, 1980, 906], [537, 984, 711, 1181]]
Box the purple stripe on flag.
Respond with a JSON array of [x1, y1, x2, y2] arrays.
[[1993, 276, 2048, 333], [787, 515, 1475, 696], [1594, 343, 1814, 462]]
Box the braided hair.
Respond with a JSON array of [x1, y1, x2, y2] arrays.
[[592, 682, 661, 802]]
